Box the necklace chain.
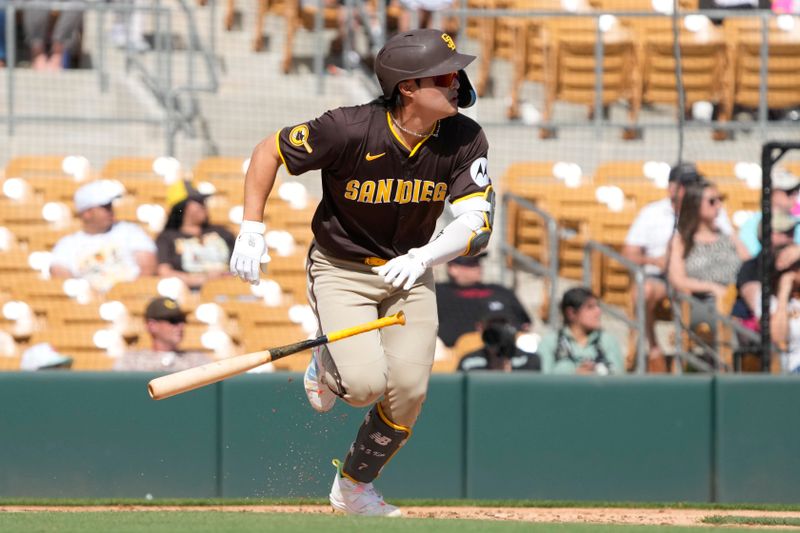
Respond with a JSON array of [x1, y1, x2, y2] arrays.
[[390, 113, 439, 139]]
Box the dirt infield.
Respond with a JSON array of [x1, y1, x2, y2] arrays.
[[3, 505, 800, 528]]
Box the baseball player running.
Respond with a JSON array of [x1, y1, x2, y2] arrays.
[[229, 29, 493, 517]]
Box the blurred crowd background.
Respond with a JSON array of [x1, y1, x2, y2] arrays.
[[0, 0, 798, 375]]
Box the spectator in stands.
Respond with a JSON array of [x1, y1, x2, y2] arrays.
[[436, 253, 531, 347], [114, 296, 211, 371], [537, 287, 623, 375], [457, 311, 540, 371], [623, 162, 733, 370], [50, 180, 157, 292], [733, 212, 800, 328], [668, 181, 749, 362], [770, 262, 800, 374], [739, 166, 800, 257], [23, 0, 84, 70], [19, 343, 73, 371], [668, 180, 749, 302], [155, 180, 235, 290]]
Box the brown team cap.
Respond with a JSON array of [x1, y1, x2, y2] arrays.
[[145, 297, 186, 322]]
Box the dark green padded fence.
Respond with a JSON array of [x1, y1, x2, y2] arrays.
[[0, 373, 218, 498], [715, 375, 800, 504], [0, 372, 798, 502], [464, 374, 714, 501]]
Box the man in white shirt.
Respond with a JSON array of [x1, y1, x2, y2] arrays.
[[623, 162, 733, 370], [50, 179, 157, 292]]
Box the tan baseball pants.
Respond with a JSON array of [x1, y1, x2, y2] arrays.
[[306, 244, 438, 428]]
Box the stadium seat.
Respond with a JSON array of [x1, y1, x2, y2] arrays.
[[105, 277, 163, 309], [239, 321, 310, 355], [30, 325, 119, 370], [4, 155, 69, 179], [0, 355, 22, 371], [23, 176, 84, 204], [201, 277, 275, 304], [540, 18, 638, 138], [634, 21, 727, 137], [720, 17, 800, 128], [0, 250, 38, 276], [592, 160, 651, 186], [101, 157, 160, 180], [0, 200, 52, 234], [11, 278, 83, 313], [506, 0, 596, 119], [474, 0, 523, 99], [265, 253, 307, 277], [193, 157, 248, 182], [695, 161, 740, 184], [270, 272, 308, 305]]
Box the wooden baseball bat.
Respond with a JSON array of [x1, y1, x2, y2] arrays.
[[147, 311, 406, 400]]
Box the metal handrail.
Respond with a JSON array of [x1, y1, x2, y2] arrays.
[[0, 0, 219, 154], [499, 193, 560, 326], [581, 239, 647, 373], [669, 289, 771, 373]]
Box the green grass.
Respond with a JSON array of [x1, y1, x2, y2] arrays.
[[0, 512, 758, 533], [2, 498, 800, 512], [703, 514, 800, 527]]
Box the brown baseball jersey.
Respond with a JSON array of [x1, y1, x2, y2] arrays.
[[276, 102, 490, 262]]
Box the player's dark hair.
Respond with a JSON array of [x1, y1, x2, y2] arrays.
[[374, 88, 403, 111], [560, 287, 596, 324]]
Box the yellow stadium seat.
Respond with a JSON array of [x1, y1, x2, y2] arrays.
[[5, 155, 68, 179]]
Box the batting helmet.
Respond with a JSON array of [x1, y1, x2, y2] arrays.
[[375, 29, 477, 108]]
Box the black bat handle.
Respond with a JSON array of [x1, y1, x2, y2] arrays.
[[267, 336, 329, 361]]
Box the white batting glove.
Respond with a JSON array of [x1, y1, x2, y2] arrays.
[[372, 248, 432, 290], [229, 220, 270, 285]]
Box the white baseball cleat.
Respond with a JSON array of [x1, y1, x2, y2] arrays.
[[329, 460, 402, 517], [303, 348, 336, 413]]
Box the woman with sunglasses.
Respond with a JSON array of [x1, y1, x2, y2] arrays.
[[229, 29, 489, 516], [668, 180, 750, 365]]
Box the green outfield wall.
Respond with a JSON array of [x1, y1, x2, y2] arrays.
[[0, 373, 797, 503]]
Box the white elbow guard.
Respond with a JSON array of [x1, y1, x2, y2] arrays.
[[450, 186, 494, 256]]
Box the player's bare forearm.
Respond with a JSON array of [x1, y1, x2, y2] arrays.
[[243, 133, 282, 222]]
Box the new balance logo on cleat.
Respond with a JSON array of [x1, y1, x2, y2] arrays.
[[369, 432, 392, 446]]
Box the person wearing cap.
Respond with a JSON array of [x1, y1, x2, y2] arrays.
[[114, 297, 211, 372], [622, 162, 733, 371], [738, 166, 800, 258], [19, 343, 73, 371], [155, 180, 236, 290], [436, 253, 531, 347], [50, 179, 157, 292], [229, 29, 489, 516]]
